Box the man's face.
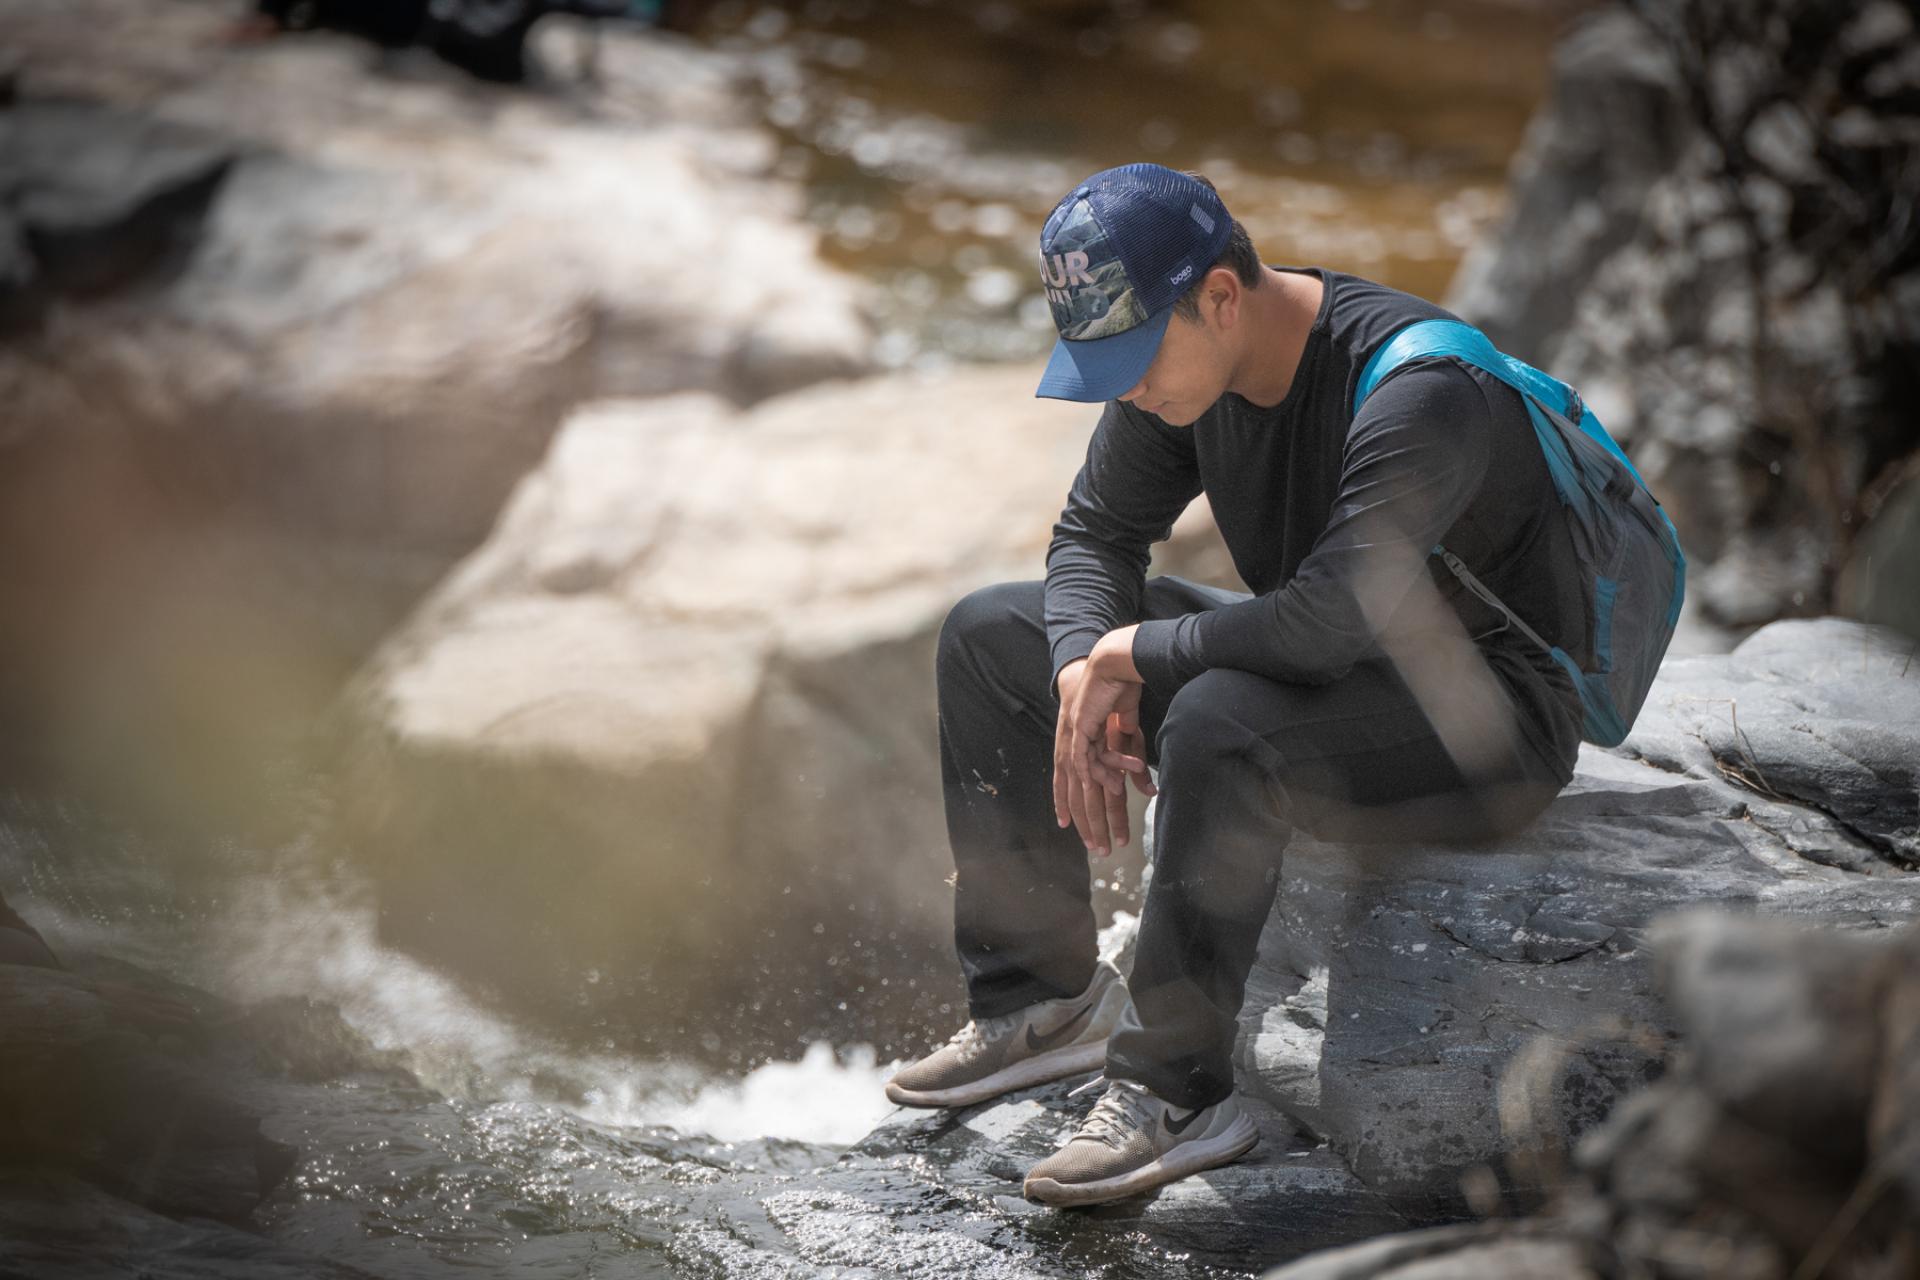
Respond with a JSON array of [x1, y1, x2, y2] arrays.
[[1114, 303, 1233, 428]]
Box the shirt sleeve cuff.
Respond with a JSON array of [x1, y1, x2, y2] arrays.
[[1131, 617, 1204, 694], [1049, 635, 1099, 701]]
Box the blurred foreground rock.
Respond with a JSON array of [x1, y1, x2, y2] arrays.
[[335, 362, 1227, 1060], [0, 0, 870, 791], [0, 960, 295, 1226], [0, 1171, 382, 1280], [1264, 912, 1920, 1280], [687, 617, 1915, 1275]]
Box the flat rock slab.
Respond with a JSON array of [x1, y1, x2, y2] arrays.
[[814, 618, 1919, 1267], [1236, 617, 1919, 1220], [669, 1079, 1410, 1278]]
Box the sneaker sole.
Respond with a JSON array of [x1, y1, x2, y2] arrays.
[[1020, 1117, 1260, 1207], [884, 1039, 1109, 1109]]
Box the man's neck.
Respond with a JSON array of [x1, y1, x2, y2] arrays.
[[1226, 266, 1322, 410]]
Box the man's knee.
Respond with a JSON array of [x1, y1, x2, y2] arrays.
[[937, 580, 1042, 678], [1157, 669, 1269, 761]]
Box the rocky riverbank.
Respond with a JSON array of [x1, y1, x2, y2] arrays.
[[5, 615, 1911, 1276], [647, 616, 1913, 1276], [0, 0, 871, 803]]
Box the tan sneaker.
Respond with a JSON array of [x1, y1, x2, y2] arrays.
[[1022, 1075, 1259, 1206], [884, 961, 1128, 1109]]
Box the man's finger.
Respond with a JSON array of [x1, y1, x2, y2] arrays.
[[1069, 733, 1113, 854], [1124, 729, 1157, 797], [1068, 770, 1102, 853], [1104, 778, 1129, 850], [1052, 699, 1079, 829], [1072, 689, 1114, 745], [1099, 714, 1131, 846], [1063, 746, 1093, 847], [1102, 714, 1131, 796], [1053, 726, 1072, 828]]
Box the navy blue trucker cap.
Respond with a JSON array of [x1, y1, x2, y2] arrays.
[[1034, 163, 1232, 402]]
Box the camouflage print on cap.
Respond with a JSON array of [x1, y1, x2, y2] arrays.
[[1039, 199, 1148, 341]]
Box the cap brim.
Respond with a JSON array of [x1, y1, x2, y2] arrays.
[[1034, 307, 1173, 402]]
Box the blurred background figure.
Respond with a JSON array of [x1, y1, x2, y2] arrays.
[[242, 0, 709, 81]]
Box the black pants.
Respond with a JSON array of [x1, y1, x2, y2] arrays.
[[936, 576, 1572, 1110]]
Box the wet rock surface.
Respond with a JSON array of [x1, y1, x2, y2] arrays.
[[828, 1086, 1409, 1275], [0, 1171, 384, 1280], [1, 934, 1266, 1280]]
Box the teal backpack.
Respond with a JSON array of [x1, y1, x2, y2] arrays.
[[1353, 319, 1687, 748]]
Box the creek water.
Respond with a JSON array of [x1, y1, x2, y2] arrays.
[[698, 0, 1569, 365], [1, 1, 1567, 1272], [4, 784, 1189, 1278]]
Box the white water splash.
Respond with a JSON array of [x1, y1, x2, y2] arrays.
[[207, 852, 905, 1144], [587, 1039, 900, 1145], [3, 826, 905, 1148]]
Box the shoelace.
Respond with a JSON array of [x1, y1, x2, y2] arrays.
[[1067, 1075, 1161, 1149]]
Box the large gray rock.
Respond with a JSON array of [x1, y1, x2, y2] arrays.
[[1444, 9, 1686, 360], [1235, 617, 1917, 1222], [649, 618, 1916, 1276], [1447, 2, 1920, 630], [4, 0, 871, 534], [333, 364, 1228, 1059]]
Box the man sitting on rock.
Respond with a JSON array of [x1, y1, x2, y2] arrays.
[[885, 162, 1587, 1207]]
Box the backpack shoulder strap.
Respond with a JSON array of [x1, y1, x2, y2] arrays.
[[1354, 318, 1588, 519], [1352, 318, 1566, 416], [1353, 318, 1649, 489]]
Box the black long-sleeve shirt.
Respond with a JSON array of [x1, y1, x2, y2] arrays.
[[1044, 266, 1586, 781]]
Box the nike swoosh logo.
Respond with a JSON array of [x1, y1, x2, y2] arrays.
[[1163, 1106, 1203, 1136], [1025, 1001, 1095, 1053]]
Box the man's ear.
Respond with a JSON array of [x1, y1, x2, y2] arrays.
[[1202, 266, 1241, 329]]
